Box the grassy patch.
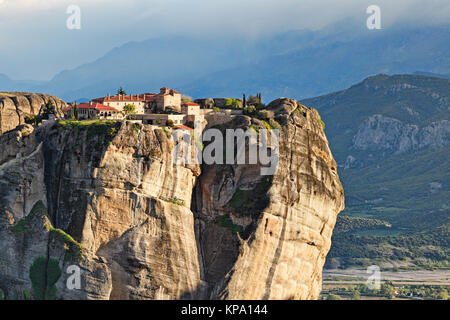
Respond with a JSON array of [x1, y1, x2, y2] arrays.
[[165, 197, 185, 206], [11, 201, 83, 262], [317, 115, 325, 131], [215, 214, 242, 233], [11, 201, 47, 234], [229, 177, 273, 214], [58, 120, 119, 144], [22, 289, 31, 300], [49, 228, 84, 262], [161, 126, 170, 138]]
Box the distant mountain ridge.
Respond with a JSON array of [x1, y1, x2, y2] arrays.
[[0, 24, 449, 102], [302, 74, 450, 268]]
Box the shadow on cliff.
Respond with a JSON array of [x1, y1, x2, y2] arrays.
[[38, 120, 121, 241], [186, 115, 276, 299]]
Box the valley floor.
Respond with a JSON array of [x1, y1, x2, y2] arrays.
[[321, 268, 450, 300], [323, 268, 450, 285]]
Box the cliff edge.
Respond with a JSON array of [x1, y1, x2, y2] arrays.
[[0, 92, 66, 135]]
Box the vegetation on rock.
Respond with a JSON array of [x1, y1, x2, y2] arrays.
[[10, 200, 47, 234], [215, 214, 242, 233], [229, 177, 272, 215], [123, 104, 136, 114], [29, 256, 62, 300]]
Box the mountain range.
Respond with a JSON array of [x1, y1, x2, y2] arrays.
[[1, 23, 449, 102], [302, 74, 449, 268]]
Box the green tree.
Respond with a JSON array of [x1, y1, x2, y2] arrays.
[[42, 100, 56, 119], [438, 289, 448, 300], [243, 105, 256, 116], [327, 293, 342, 300], [74, 105, 79, 120], [224, 98, 233, 106], [351, 290, 361, 300], [117, 87, 127, 95], [70, 105, 75, 119], [123, 104, 136, 115], [231, 99, 241, 108], [380, 281, 396, 299], [25, 115, 43, 126], [29, 256, 62, 300]]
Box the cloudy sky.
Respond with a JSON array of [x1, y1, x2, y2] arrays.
[[1, 0, 449, 80]]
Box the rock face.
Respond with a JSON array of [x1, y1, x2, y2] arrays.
[[0, 92, 66, 135], [0, 98, 344, 300], [353, 115, 450, 154], [194, 100, 344, 299]]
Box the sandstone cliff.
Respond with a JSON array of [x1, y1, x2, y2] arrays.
[[0, 98, 344, 300], [0, 92, 66, 135], [194, 99, 344, 299]]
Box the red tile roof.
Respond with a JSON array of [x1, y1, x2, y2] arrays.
[[66, 103, 118, 112], [185, 103, 200, 107], [92, 95, 151, 103], [174, 125, 193, 131], [92, 88, 180, 103]]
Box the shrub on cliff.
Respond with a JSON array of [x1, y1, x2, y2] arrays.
[[257, 109, 274, 120], [243, 105, 256, 116], [224, 98, 241, 109], [48, 228, 84, 262], [29, 256, 62, 300], [25, 115, 44, 126], [215, 214, 242, 233], [58, 120, 119, 145], [229, 177, 272, 215], [269, 118, 281, 130], [41, 100, 56, 119], [11, 200, 48, 234]]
